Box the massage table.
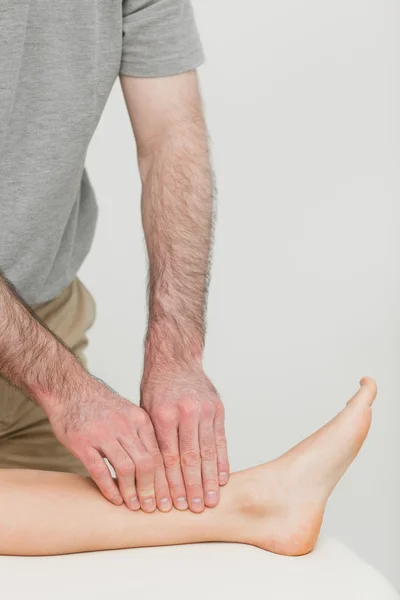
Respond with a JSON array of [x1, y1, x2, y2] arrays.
[[0, 536, 397, 599]]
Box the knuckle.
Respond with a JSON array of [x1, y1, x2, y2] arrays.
[[215, 434, 227, 448], [203, 478, 219, 489], [180, 398, 198, 418], [136, 411, 151, 428], [157, 435, 173, 454], [187, 483, 203, 495], [80, 447, 98, 465], [215, 432, 226, 446], [169, 482, 185, 495], [155, 407, 177, 426], [89, 462, 108, 479], [116, 461, 134, 477], [163, 454, 181, 469], [182, 450, 201, 468], [215, 399, 225, 414], [201, 446, 217, 461], [156, 484, 170, 498], [201, 400, 215, 418], [106, 489, 122, 503], [152, 451, 165, 469]]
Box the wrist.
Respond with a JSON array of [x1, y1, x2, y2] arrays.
[[31, 348, 91, 414], [144, 319, 204, 375]]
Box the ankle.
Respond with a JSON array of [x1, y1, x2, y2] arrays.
[[226, 466, 324, 555], [227, 468, 268, 520]]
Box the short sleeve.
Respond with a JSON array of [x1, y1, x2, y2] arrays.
[[120, 0, 205, 78]]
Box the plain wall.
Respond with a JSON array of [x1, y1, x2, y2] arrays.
[[80, 0, 400, 588]]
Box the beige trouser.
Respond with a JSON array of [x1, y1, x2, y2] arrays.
[[0, 278, 96, 476]]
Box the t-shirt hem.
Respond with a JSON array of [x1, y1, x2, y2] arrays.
[[29, 275, 77, 308], [119, 53, 205, 78]]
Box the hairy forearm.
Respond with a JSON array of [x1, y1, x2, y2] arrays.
[[0, 273, 88, 411], [140, 115, 215, 368]]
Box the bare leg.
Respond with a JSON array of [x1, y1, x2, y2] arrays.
[[0, 378, 376, 557]]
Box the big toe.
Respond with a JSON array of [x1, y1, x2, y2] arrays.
[[347, 377, 377, 408]]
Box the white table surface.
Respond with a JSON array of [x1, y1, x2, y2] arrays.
[[0, 536, 398, 600]]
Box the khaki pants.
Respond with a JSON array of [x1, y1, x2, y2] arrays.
[[0, 278, 96, 476]]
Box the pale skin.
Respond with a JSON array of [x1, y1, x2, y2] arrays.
[[0, 378, 376, 557], [0, 70, 226, 514]]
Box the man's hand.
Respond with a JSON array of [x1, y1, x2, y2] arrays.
[[0, 270, 171, 513], [47, 372, 171, 513], [120, 70, 229, 511], [141, 364, 229, 513]]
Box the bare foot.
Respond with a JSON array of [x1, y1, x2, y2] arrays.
[[229, 377, 377, 556]]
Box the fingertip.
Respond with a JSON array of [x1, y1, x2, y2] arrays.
[[190, 497, 205, 513], [111, 495, 124, 506], [205, 490, 218, 507], [141, 497, 156, 513], [174, 496, 188, 511], [219, 472, 229, 486], [129, 496, 141, 511], [158, 496, 172, 512]]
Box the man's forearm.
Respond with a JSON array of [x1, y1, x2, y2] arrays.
[[140, 112, 215, 369], [0, 272, 87, 410], [122, 71, 229, 509]]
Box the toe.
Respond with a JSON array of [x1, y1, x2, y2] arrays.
[[359, 377, 377, 406], [348, 377, 377, 408]]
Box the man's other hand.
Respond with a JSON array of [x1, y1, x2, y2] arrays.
[[141, 366, 229, 513], [47, 375, 171, 513]]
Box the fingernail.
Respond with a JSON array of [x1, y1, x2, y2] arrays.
[[219, 472, 228, 485], [175, 497, 188, 510], [206, 491, 217, 505], [142, 497, 155, 511], [129, 497, 140, 511], [159, 497, 172, 511], [191, 497, 203, 511]]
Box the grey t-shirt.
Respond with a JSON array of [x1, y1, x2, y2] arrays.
[[0, 0, 204, 305]]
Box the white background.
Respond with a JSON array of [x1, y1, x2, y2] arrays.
[[81, 0, 400, 589]]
